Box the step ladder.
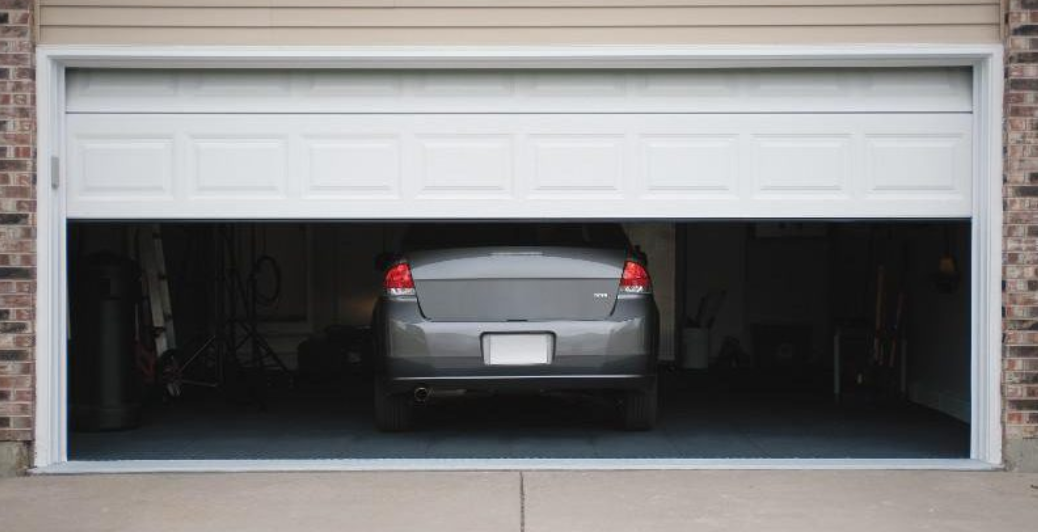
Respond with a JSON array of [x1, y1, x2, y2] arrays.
[[139, 224, 176, 357]]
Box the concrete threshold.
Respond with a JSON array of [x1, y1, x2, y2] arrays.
[[3, 469, 1036, 532]]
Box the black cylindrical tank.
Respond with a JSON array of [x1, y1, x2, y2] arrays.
[[69, 251, 142, 431]]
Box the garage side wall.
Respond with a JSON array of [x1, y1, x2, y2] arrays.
[[0, 0, 35, 476], [1005, 0, 1038, 472]]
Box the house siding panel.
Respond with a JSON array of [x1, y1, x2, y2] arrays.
[[37, 0, 1002, 45]]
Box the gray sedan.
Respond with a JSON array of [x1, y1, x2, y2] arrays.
[[371, 223, 659, 431]]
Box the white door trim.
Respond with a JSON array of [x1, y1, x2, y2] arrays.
[[34, 44, 1005, 469]]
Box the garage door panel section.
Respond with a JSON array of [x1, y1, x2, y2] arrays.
[[190, 137, 289, 198], [72, 135, 176, 201], [66, 68, 972, 114], [302, 135, 401, 199], [528, 135, 625, 198], [414, 135, 514, 199], [864, 134, 970, 196], [638, 135, 740, 198], [752, 135, 852, 197], [65, 113, 972, 219]]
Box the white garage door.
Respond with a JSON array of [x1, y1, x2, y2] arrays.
[[65, 68, 974, 220]]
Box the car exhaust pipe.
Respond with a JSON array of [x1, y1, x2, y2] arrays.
[[413, 386, 430, 403]]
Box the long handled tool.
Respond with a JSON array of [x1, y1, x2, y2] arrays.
[[872, 265, 885, 365], [888, 292, 905, 369]]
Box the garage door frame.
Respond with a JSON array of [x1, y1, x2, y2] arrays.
[[33, 44, 1005, 470]]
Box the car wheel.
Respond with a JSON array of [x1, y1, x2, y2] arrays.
[[620, 379, 657, 431], [374, 380, 413, 432]]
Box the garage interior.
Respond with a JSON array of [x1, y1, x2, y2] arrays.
[[66, 220, 971, 460]]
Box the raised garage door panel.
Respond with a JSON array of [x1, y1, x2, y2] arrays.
[[65, 69, 974, 220]]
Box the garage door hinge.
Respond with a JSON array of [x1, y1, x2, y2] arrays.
[[50, 156, 59, 189]]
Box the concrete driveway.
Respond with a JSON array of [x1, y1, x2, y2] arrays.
[[1, 470, 1036, 532]]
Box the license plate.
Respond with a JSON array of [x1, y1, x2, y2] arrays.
[[482, 333, 554, 366]]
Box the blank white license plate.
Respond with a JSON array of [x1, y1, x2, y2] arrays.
[[482, 334, 554, 366]]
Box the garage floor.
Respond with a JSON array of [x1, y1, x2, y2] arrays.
[[70, 375, 968, 461]]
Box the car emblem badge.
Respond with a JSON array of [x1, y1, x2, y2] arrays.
[[593, 293, 610, 299]]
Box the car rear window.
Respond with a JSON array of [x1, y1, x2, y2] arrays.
[[400, 223, 630, 251]]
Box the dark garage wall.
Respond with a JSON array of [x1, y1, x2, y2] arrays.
[[682, 222, 970, 421]]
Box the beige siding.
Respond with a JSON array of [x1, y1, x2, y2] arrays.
[[39, 0, 1002, 45]]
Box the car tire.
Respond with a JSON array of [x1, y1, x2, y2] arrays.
[[374, 380, 413, 432], [620, 379, 658, 431]]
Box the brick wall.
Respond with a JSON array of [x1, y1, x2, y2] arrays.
[[0, 0, 35, 473], [1005, 0, 1038, 470]]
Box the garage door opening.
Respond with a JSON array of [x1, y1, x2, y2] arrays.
[[65, 220, 970, 461]]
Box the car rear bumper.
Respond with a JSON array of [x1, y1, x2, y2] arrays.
[[375, 294, 658, 388]]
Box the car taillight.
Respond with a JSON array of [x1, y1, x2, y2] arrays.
[[384, 262, 416, 296], [619, 260, 652, 294]]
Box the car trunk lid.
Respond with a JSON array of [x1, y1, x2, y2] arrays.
[[408, 247, 625, 322]]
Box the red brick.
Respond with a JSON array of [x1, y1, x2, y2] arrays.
[[0, 402, 30, 416], [0, 362, 32, 375], [0, 429, 32, 442], [7, 416, 30, 429], [1004, 0, 1038, 455], [0, 376, 32, 390]]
